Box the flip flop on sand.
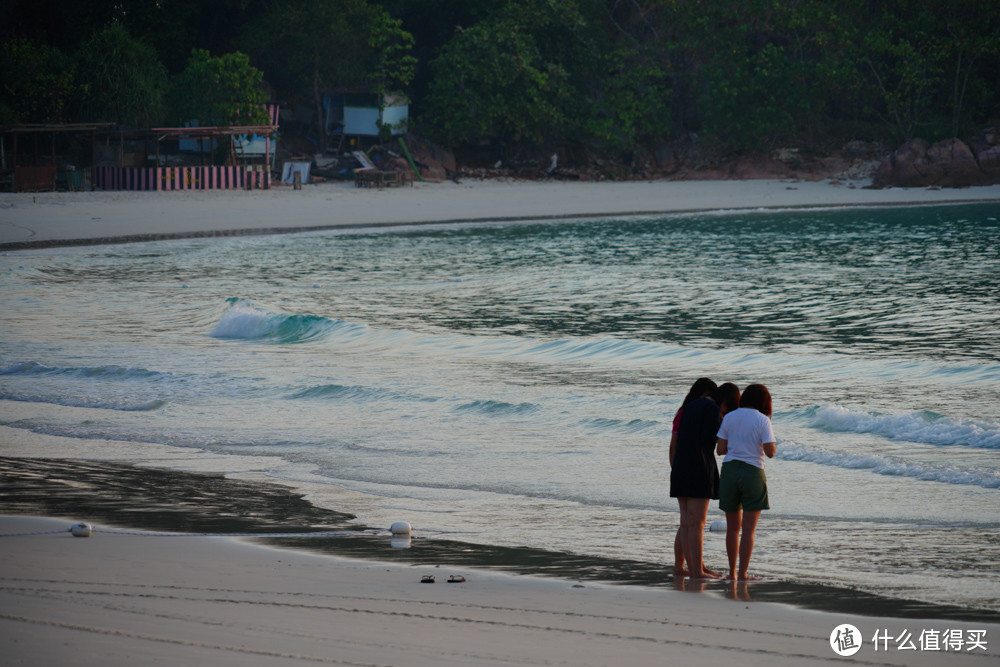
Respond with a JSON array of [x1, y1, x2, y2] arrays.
[[420, 575, 435, 583], [447, 575, 466, 583]]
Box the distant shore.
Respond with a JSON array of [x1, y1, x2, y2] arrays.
[[3, 178, 1000, 250]]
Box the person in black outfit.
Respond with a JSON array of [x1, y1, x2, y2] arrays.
[[668, 377, 716, 576], [670, 382, 740, 578]]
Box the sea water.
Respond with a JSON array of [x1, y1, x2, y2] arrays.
[[2, 203, 999, 614]]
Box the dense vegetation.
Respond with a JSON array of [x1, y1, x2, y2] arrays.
[[2, 0, 998, 162]]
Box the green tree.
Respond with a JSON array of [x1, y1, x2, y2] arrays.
[[167, 48, 268, 127], [372, 0, 504, 108], [0, 37, 76, 123], [933, 0, 1000, 136], [587, 44, 672, 153], [424, 0, 592, 150], [75, 24, 167, 127], [585, 1, 688, 155], [674, 0, 853, 149], [848, 0, 1000, 142], [369, 12, 417, 99], [0, 0, 120, 55], [858, 2, 945, 141]]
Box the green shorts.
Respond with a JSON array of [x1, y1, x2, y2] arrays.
[[719, 460, 769, 512]]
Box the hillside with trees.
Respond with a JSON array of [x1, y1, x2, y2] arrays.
[[2, 0, 998, 180]]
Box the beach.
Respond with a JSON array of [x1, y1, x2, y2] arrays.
[[3, 177, 1000, 248], [3, 512, 995, 667], [2, 178, 1000, 665]]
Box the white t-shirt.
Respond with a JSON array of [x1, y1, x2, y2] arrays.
[[717, 407, 775, 469]]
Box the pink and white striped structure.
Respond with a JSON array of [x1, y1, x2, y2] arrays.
[[94, 165, 270, 191]]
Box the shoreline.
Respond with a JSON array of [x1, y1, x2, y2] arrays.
[[2, 454, 996, 625], [2, 459, 998, 666], [2, 178, 1000, 251]]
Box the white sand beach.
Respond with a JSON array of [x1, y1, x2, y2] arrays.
[[2, 515, 994, 666], [2, 179, 1000, 665], [2, 178, 1000, 248]]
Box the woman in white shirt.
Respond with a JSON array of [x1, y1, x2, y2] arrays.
[[715, 384, 776, 581]]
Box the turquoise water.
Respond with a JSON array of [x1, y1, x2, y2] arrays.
[[2, 203, 999, 614]]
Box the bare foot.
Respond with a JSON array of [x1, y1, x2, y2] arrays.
[[673, 566, 690, 577], [738, 573, 763, 581], [690, 569, 723, 580]]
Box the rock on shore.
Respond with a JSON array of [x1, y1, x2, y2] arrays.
[[873, 130, 1000, 188]]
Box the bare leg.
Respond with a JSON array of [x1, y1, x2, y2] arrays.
[[677, 498, 691, 576], [673, 528, 688, 577], [725, 510, 741, 580], [680, 498, 720, 578], [738, 510, 762, 580]]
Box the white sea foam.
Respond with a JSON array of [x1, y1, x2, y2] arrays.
[[210, 300, 276, 339], [778, 442, 1000, 488], [809, 405, 1000, 449]]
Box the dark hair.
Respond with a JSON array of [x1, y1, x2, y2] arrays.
[[681, 377, 717, 407], [712, 382, 741, 414], [739, 384, 772, 417]]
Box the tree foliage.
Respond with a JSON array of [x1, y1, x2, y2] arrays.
[[0, 38, 76, 123], [425, 0, 592, 148], [75, 24, 167, 127], [426, 22, 571, 146], [167, 49, 268, 127], [587, 44, 672, 151], [3, 0, 999, 157]]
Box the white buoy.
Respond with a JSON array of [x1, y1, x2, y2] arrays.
[[709, 520, 726, 532], [70, 522, 92, 537], [390, 521, 412, 536]]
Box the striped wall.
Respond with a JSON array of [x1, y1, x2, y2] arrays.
[[94, 165, 270, 191]]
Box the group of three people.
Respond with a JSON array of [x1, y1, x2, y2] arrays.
[[669, 378, 775, 581]]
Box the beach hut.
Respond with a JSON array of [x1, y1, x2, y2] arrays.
[[91, 105, 280, 191], [0, 122, 114, 192]]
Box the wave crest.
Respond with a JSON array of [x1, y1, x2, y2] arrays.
[[0, 392, 165, 412], [809, 405, 1000, 449], [0, 361, 164, 381], [211, 298, 364, 344], [778, 442, 1000, 489]]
